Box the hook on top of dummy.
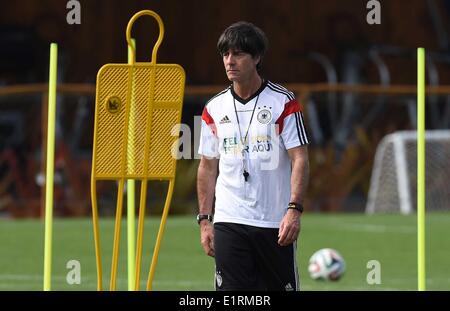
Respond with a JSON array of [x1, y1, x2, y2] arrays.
[[126, 9, 164, 65], [92, 10, 186, 181]]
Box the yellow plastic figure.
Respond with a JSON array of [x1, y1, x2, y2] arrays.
[[91, 10, 185, 291]]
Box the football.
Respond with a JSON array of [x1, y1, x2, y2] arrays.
[[308, 248, 346, 281]]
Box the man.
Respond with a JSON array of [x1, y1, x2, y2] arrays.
[[197, 21, 309, 291]]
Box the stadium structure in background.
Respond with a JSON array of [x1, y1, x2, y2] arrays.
[[1, 0, 450, 217]]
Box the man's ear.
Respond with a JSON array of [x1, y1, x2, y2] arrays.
[[254, 55, 261, 67]]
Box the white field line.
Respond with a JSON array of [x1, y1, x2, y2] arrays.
[[1, 273, 420, 291], [335, 223, 415, 234], [300, 284, 405, 291], [0, 274, 210, 288]]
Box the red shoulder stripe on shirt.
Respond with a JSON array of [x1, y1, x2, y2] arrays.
[[275, 99, 303, 134], [201, 106, 217, 136]]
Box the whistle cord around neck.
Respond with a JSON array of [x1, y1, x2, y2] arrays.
[[233, 94, 260, 182]]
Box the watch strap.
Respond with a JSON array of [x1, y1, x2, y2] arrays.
[[197, 214, 213, 225], [287, 202, 304, 213]]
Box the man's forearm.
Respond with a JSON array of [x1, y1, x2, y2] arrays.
[[197, 160, 218, 214], [290, 154, 309, 205]]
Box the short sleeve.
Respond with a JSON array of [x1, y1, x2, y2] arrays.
[[275, 99, 309, 149], [198, 106, 220, 158]]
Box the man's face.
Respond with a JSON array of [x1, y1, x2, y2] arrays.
[[222, 49, 260, 83]]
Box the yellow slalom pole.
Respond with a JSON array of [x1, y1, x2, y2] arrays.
[[127, 38, 136, 291], [43, 43, 58, 291], [147, 180, 175, 290], [417, 47, 426, 291]]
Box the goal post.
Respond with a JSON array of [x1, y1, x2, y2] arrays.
[[366, 130, 450, 214]]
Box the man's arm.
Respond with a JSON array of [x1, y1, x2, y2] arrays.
[[278, 145, 309, 246], [288, 145, 309, 205], [197, 156, 219, 256]]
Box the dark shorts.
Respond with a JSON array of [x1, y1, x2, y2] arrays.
[[214, 222, 299, 291]]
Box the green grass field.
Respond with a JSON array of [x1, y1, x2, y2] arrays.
[[0, 213, 449, 291]]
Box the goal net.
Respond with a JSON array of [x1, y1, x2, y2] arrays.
[[366, 130, 450, 214]]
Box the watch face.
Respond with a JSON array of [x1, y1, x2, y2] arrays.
[[197, 214, 212, 224], [288, 203, 303, 213]]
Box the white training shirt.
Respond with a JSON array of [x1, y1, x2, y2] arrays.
[[198, 80, 309, 228]]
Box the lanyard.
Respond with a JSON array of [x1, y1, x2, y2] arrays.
[[233, 94, 260, 182]]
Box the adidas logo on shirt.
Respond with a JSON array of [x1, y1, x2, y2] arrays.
[[219, 115, 231, 124]]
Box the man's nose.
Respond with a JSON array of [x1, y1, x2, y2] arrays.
[[225, 54, 235, 65]]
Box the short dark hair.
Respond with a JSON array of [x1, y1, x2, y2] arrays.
[[217, 21, 268, 71]]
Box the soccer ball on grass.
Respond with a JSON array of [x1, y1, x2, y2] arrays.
[[308, 248, 345, 281]]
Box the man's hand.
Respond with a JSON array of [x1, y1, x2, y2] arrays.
[[278, 209, 301, 246], [200, 221, 215, 257]]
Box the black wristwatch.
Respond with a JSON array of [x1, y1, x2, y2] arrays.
[[197, 214, 213, 225], [287, 202, 304, 213]]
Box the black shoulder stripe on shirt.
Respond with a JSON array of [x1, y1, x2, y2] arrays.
[[206, 86, 231, 104], [268, 82, 295, 100], [296, 112, 309, 145], [267, 84, 295, 101], [267, 85, 295, 101], [299, 112, 309, 144], [268, 81, 294, 96], [294, 111, 302, 143]]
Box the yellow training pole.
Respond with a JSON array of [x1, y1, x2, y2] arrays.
[[90, 179, 103, 290], [147, 180, 175, 290], [134, 179, 149, 291], [417, 47, 426, 291], [43, 43, 58, 291], [127, 38, 136, 291], [110, 179, 125, 290]]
